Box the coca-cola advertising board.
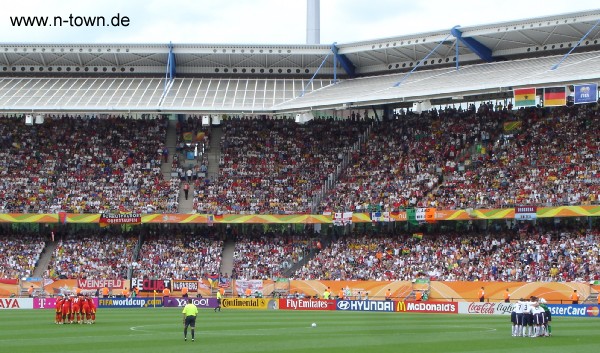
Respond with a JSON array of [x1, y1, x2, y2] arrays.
[[458, 302, 514, 315]]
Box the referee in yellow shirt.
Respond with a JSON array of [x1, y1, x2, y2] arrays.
[[182, 298, 198, 342]]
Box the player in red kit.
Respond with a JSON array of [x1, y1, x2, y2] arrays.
[[87, 296, 97, 324], [55, 296, 63, 324], [81, 295, 91, 324], [61, 295, 71, 324], [68, 295, 76, 323], [71, 295, 82, 324]]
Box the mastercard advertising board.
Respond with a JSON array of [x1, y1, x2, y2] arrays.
[[548, 304, 600, 317]]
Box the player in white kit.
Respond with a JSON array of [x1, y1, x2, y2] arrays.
[[512, 298, 525, 337]]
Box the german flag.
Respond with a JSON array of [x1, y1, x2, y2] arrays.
[[543, 86, 566, 107], [513, 87, 536, 107]]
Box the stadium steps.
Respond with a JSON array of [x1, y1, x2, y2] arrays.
[[282, 232, 332, 278], [178, 189, 195, 213], [31, 239, 59, 279], [205, 125, 222, 181], [281, 247, 319, 278], [162, 118, 196, 213], [404, 290, 430, 301], [161, 118, 178, 181], [584, 292, 598, 304], [219, 239, 235, 279]]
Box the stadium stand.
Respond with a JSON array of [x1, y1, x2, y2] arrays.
[[318, 105, 504, 212], [292, 224, 600, 282], [0, 114, 178, 214], [49, 228, 137, 280], [193, 116, 371, 215], [0, 230, 45, 280], [433, 105, 599, 209], [132, 228, 223, 280], [231, 228, 316, 280], [0, 10, 599, 289]]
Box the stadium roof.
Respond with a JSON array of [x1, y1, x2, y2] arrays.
[[1, 9, 599, 113]]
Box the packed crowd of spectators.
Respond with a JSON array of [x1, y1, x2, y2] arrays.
[[2, 220, 597, 284], [231, 228, 316, 280], [0, 105, 599, 285], [1, 104, 598, 215], [432, 104, 599, 209], [0, 114, 178, 214], [0, 229, 46, 279], [132, 228, 223, 280], [193, 116, 373, 214], [319, 105, 505, 212], [292, 223, 599, 282], [49, 228, 137, 279]]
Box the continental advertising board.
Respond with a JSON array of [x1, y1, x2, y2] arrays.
[[278, 299, 336, 311], [395, 301, 458, 314], [221, 298, 271, 310]]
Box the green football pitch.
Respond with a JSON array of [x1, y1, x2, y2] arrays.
[[1, 308, 599, 353]]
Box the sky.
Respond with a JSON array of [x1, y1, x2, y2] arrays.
[[1, 0, 599, 44]]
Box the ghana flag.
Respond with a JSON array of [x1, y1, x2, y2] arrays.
[[513, 87, 536, 107], [543, 86, 567, 107]]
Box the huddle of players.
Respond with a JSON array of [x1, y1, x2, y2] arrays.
[[54, 295, 97, 324], [511, 296, 551, 337]]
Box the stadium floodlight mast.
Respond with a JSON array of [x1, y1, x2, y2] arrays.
[[306, 0, 320, 45]]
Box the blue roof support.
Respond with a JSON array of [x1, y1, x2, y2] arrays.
[[161, 42, 177, 105], [300, 52, 331, 97], [163, 42, 177, 93], [393, 32, 453, 87], [450, 26, 493, 62], [551, 18, 600, 70], [167, 42, 176, 80], [455, 35, 460, 70], [330, 43, 356, 78], [333, 51, 337, 83]]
